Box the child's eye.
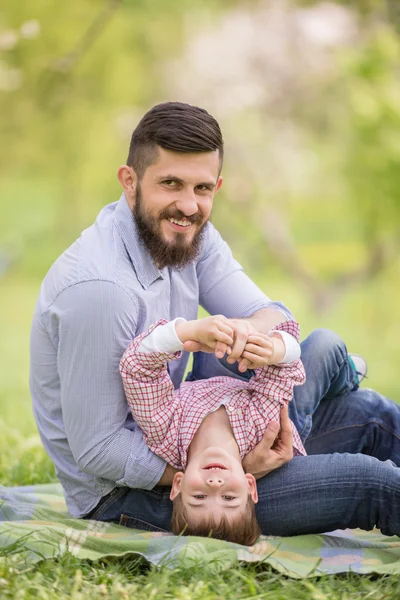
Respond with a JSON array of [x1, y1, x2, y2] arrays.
[[194, 494, 206, 499], [222, 495, 235, 501]]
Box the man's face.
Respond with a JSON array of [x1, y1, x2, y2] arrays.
[[132, 148, 222, 269], [170, 447, 258, 526]]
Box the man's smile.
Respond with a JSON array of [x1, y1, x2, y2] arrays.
[[166, 217, 194, 232]]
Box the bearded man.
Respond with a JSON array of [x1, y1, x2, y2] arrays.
[[30, 102, 400, 537]]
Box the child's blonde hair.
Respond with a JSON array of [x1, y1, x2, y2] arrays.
[[171, 494, 261, 546]]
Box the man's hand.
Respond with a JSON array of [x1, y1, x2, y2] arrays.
[[225, 318, 256, 363], [242, 405, 294, 479]]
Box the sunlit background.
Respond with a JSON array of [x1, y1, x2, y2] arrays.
[[0, 0, 399, 478]]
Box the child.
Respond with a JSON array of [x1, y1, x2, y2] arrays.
[[120, 315, 305, 545]]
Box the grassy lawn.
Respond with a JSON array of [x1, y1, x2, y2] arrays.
[[1, 270, 400, 598], [2, 554, 400, 599]]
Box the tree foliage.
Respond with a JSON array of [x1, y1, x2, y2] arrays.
[[0, 1, 399, 312]]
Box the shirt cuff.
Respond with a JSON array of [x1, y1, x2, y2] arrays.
[[269, 331, 301, 364], [115, 439, 168, 490], [138, 318, 185, 353]]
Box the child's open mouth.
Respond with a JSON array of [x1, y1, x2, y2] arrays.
[[203, 463, 227, 471]]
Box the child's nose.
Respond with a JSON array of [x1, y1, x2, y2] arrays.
[[206, 477, 224, 488]]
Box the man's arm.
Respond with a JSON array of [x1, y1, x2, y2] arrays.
[[43, 281, 169, 489], [197, 225, 292, 322], [195, 224, 293, 369]]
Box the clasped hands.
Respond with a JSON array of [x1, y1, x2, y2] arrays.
[[178, 314, 285, 372], [175, 315, 293, 478]]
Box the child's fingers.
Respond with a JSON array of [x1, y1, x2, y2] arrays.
[[243, 342, 273, 357], [241, 350, 269, 364], [246, 334, 274, 347]]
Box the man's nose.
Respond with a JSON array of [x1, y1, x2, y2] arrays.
[[174, 193, 199, 216], [206, 477, 224, 488]]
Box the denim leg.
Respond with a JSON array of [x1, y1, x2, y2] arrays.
[[86, 485, 173, 532], [291, 329, 358, 441], [87, 391, 400, 537], [305, 388, 400, 465], [187, 329, 358, 442], [89, 454, 400, 538], [255, 453, 400, 537]]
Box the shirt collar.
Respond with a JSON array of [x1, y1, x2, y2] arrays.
[[114, 193, 164, 289]]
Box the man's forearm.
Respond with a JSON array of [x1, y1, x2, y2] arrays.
[[241, 307, 288, 334]]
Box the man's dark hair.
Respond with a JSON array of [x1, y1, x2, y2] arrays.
[[126, 102, 224, 179], [171, 494, 261, 546]]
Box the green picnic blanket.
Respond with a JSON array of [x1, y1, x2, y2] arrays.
[[1, 483, 400, 578]]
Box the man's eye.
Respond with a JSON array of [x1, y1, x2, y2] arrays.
[[222, 495, 235, 501], [163, 180, 178, 187], [196, 185, 211, 192]]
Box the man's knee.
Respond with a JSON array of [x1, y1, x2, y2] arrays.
[[302, 328, 347, 364]]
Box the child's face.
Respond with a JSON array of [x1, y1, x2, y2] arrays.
[[170, 447, 258, 526]]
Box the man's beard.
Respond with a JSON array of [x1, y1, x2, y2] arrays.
[[133, 185, 207, 270]]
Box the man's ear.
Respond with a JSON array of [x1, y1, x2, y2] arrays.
[[117, 165, 138, 209], [215, 176, 223, 193], [245, 473, 258, 504], [170, 472, 184, 500]]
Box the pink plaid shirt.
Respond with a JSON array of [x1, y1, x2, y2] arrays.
[[120, 320, 306, 470]]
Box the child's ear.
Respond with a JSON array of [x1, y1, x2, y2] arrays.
[[170, 472, 184, 500], [245, 473, 258, 504]]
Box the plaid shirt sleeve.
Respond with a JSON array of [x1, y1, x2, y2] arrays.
[[247, 320, 306, 406], [119, 320, 182, 448]]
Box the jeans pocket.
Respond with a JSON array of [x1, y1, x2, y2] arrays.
[[119, 514, 169, 533]]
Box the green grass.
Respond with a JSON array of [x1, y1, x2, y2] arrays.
[[1, 264, 400, 597], [2, 552, 400, 599]]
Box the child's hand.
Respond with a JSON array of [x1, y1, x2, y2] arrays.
[[176, 315, 234, 357], [237, 333, 285, 371]]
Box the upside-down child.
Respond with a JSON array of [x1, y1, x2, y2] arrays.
[[120, 315, 306, 545]]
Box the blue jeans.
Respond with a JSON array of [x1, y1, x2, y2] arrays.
[[88, 329, 400, 537]]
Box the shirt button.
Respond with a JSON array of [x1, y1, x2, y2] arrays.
[[227, 406, 234, 412]]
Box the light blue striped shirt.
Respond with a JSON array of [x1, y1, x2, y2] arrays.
[[30, 193, 292, 517]]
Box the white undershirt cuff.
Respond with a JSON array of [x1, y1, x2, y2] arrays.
[[138, 318, 186, 353]]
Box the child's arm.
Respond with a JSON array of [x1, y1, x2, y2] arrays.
[[120, 315, 234, 447], [137, 315, 234, 356], [241, 331, 300, 368], [175, 315, 234, 356], [120, 321, 183, 448], [246, 320, 306, 406], [238, 319, 301, 371], [138, 318, 186, 353]]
